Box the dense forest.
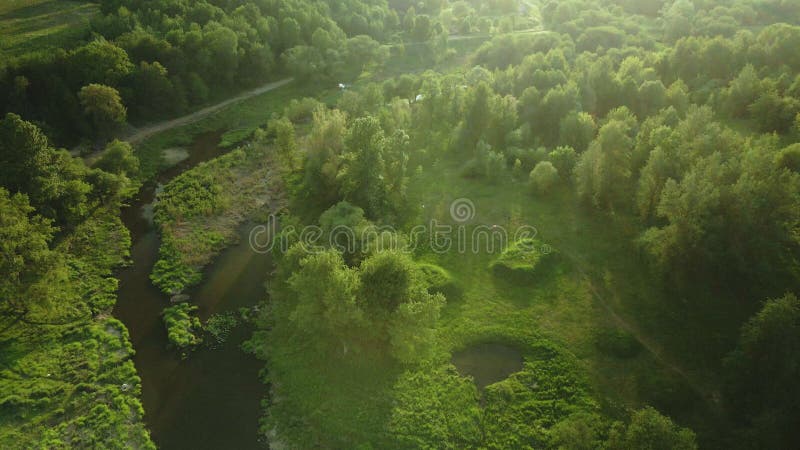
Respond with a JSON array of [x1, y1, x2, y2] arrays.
[[1, 0, 800, 448]]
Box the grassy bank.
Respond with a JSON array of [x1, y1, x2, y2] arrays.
[[150, 142, 285, 295], [0, 207, 154, 449]]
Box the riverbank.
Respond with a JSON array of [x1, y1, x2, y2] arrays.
[[112, 131, 271, 449], [0, 205, 154, 449], [150, 140, 286, 296]]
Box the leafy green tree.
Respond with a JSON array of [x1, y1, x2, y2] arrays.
[[723, 293, 800, 449], [779, 143, 800, 172], [359, 250, 417, 313], [78, 84, 127, 141], [269, 117, 298, 168], [637, 80, 667, 118], [129, 61, 185, 119], [548, 146, 578, 178], [288, 249, 365, 351], [531, 82, 580, 147], [749, 89, 800, 133], [665, 80, 690, 116], [202, 23, 239, 86], [723, 64, 762, 118], [94, 140, 139, 177], [359, 250, 444, 362], [0, 114, 92, 226], [607, 407, 697, 450], [575, 119, 635, 210], [0, 188, 56, 314], [529, 161, 560, 195], [559, 112, 596, 153], [68, 39, 133, 87], [550, 413, 606, 450], [454, 82, 491, 154], [303, 107, 348, 209], [339, 117, 390, 219], [345, 35, 388, 73]]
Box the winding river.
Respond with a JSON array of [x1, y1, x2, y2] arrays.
[[113, 133, 270, 449]]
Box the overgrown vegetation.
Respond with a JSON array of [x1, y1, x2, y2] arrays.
[[3, 0, 800, 447], [489, 237, 555, 278], [242, 1, 800, 447], [150, 141, 283, 294], [162, 303, 202, 351]]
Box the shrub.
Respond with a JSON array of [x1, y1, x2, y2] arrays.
[[778, 143, 800, 172], [418, 263, 461, 300], [162, 303, 202, 351], [529, 161, 559, 194], [548, 146, 577, 178], [283, 97, 323, 123], [205, 312, 239, 348], [489, 238, 555, 279]]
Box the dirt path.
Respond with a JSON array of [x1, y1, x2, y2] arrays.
[[124, 78, 294, 145]]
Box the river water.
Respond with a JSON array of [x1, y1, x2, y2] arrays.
[[113, 133, 270, 449]]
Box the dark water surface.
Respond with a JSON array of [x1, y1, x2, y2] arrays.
[[113, 132, 270, 449], [451, 343, 524, 390]]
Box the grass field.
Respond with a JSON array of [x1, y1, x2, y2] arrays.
[[0, 0, 97, 58], [407, 156, 742, 442]]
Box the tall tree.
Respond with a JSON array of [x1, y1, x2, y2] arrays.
[[78, 84, 127, 141], [0, 188, 56, 314], [724, 294, 800, 449]]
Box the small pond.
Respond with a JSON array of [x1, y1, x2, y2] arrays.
[[451, 343, 524, 390]]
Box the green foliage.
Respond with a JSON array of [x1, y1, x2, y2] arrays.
[[283, 97, 324, 123], [268, 116, 298, 167], [389, 336, 601, 448], [150, 241, 205, 295], [389, 364, 482, 448], [78, 83, 127, 140], [778, 143, 800, 172], [150, 146, 273, 294], [548, 146, 578, 178], [0, 113, 94, 227], [607, 407, 697, 450], [575, 115, 636, 210], [550, 412, 607, 450], [417, 263, 460, 300], [0, 199, 150, 448], [489, 238, 554, 279], [205, 312, 239, 347], [94, 140, 139, 176], [529, 161, 560, 195], [288, 248, 365, 348], [0, 188, 55, 313], [162, 303, 202, 351], [482, 353, 599, 447], [559, 112, 597, 153], [723, 293, 800, 449]]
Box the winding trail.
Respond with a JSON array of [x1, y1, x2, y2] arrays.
[[124, 77, 294, 145]]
